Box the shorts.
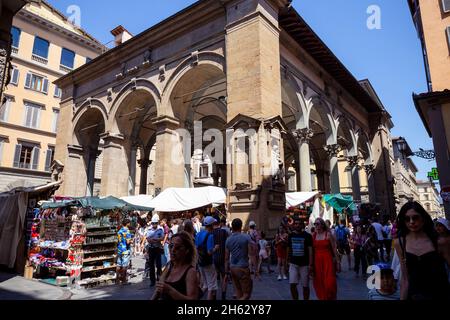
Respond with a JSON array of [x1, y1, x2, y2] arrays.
[[276, 246, 287, 259], [117, 253, 131, 268], [230, 267, 253, 297], [337, 242, 351, 255], [199, 264, 218, 291], [289, 264, 309, 287]]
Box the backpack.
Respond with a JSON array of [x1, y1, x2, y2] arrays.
[[197, 233, 212, 267], [336, 226, 348, 245]]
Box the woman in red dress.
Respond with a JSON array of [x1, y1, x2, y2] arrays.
[[311, 218, 339, 300]]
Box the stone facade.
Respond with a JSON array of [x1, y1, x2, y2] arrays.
[[54, 0, 394, 235]]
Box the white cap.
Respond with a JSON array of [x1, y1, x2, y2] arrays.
[[249, 221, 256, 227], [203, 216, 217, 226], [151, 214, 160, 223], [436, 218, 450, 231]]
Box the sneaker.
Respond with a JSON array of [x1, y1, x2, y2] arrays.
[[277, 275, 282, 281], [283, 275, 288, 280]]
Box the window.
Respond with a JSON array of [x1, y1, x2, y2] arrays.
[[425, 203, 431, 211], [10, 66, 19, 85], [13, 143, 40, 170], [11, 27, 21, 48], [54, 86, 62, 98], [52, 108, 59, 133], [25, 73, 49, 94], [60, 48, 75, 69], [32, 36, 49, 59], [45, 147, 55, 172], [23, 102, 42, 129], [0, 138, 5, 166], [200, 164, 209, 178], [442, 0, 450, 13], [86, 57, 92, 64], [0, 96, 12, 122]]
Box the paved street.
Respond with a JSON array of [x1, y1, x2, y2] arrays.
[[0, 256, 369, 300]]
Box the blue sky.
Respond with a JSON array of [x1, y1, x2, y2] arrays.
[[47, 0, 435, 182]]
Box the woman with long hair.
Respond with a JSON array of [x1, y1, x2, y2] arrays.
[[394, 201, 450, 300], [311, 218, 339, 300], [275, 225, 289, 281], [152, 231, 199, 300], [364, 225, 380, 266], [180, 219, 196, 240]]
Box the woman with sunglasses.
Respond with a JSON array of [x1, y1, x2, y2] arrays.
[[152, 231, 199, 300], [311, 217, 339, 300], [394, 201, 450, 300]]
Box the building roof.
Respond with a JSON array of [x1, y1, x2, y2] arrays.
[[279, 8, 384, 114], [413, 89, 450, 137], [18, 0, 105, 52], [55, 0, 388, 115]]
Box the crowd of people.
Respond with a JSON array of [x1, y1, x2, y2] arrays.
[[113, 201, 450, 301]]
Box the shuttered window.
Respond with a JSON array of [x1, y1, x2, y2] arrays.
[[13, 144, 40, 170], [54, 86, 62, 98], [443, 0, 450, 13], [0, 138, 5, 166], [10, 67, 19, 85], [52, 109, 59, 133], [32, 36, 49, 59], [45, 147, 54, 172], [60, 48, 75, 69], [0, 96, 12, 122], [24, 72, 48, 94], [11, 27, 21, 48], [23, 102, 42, 129]]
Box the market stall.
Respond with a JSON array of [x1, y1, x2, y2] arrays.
[[285, 191, 318, 223], [27, 196, 153, 288]]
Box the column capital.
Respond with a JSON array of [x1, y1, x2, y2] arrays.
[[324, 144, 341, 158], [137, 158, 152, 169], [99, 132, 124, 149], [67, 144, 84, 158], [346, 155, 361, 169], [292, 128, 314, 144], [364, 164, 375, 175]]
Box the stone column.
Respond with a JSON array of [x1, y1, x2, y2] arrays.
[[138, 158, 151, 195], [99, 133, 130, 197], [152, 116, 185, 191], [63, 145, 87, 196], [324, 144, 342, 194], [292, 128, 314, 192], [364, 164, 376, 203], [347, 156, 362, 202]]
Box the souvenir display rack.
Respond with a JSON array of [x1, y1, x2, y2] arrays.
[[78, 212, 118, 288]]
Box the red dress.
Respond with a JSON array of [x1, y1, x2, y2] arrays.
[[313, 232, 337, 300]]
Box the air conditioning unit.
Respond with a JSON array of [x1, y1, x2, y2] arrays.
[[442, 0, 450, 13]]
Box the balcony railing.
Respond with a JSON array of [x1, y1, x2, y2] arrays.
[[59, 64, 73, 73], [31, 54, 48, 65]]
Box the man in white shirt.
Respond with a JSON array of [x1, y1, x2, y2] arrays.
[[371, 217, 385, 262]]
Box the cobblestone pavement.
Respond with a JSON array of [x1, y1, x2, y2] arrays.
[[0, 255, 371, 300]]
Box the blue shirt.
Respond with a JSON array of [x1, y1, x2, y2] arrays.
[[195, 230, 214, 254], [117, 227, 132, 255], [225, 232, 251, 268], [146, 226, 164, 248], [368, 288, 400, 300]]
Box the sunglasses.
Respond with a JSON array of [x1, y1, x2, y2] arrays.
[[404, 215, 421, 223]]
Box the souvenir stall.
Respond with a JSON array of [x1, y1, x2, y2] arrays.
[[146, 186, 227, 221], [285, 192, 318, 223], [27, 196, 153, 288]]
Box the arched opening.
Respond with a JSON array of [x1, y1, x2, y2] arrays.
[[169, 64, 227, 188], [73, 107, 106, 196]]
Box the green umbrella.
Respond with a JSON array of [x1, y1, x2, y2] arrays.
[[323, 194, 357, 214]]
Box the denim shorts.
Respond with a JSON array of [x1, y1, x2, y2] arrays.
[[117, 253, 131, 268]]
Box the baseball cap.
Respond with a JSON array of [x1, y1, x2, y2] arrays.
[[249, 221, 256, 227], [203, 216, 217, 226], [436, 218, 450, 231], [151, 215, 160, 223]]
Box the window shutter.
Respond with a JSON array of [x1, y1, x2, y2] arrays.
[[0, 98, 9, 121], [32, 106, 40, 129], [11, 68, 19, 85], [32, 147, 40, 170], [42, 78, 49, 94], [13, 144, 22, 168], [25, 73, 31, 88], [45, 149, 53, 172], [443, 0, 450, 13], [24, 104, 32, 127]]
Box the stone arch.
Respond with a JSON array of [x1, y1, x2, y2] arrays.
[[161, 51, 226, 118], [108, 78, 161, 131], [72, 98, 108, 130]]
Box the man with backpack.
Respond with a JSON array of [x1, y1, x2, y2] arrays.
[[335, 219, 351, 271], [195, 216, 218, 300]]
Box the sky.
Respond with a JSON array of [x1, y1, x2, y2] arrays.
[[46, 0, 436, 182]]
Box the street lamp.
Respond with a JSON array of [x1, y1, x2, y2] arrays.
[[396, 137, 407, 159]]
